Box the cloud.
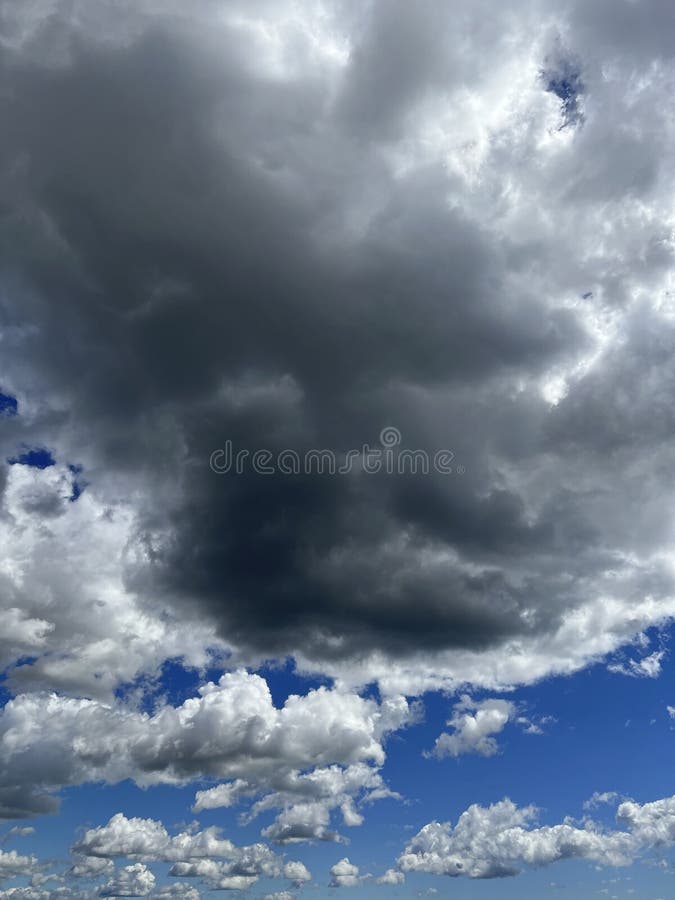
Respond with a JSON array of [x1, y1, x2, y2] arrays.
[[0, 671, 410, 825], [0, 848, 37, 880], [195, 762, 403, 844], [73, 813, 310, 894], [515, 714, 556, 736], [608, 650, 666, 679], [329, 858, 361, 888], [148, 887, 200, 900], [0, 871, 198, 900], [168, 855, 308, 893], [260, 802, 341, 846], [397, 791, 675, 879], [0, 0, 674, 703], [0, 892, 56, 900], [376, 869, 405, 885], [74, 812, 310, 888], [0, 463, 218, 701], [0, 891, 113, 900], [68, 856, 115, 879], [427, 696, 516, 758], [73, 814, 236, 862], [282, 861, 312, 887], [616, 794, 675, 846], [1, 6, 675, 892], [100, 863, 156, 897], [583, 792, 621, 811], [0, 828, 34, 845], [166, 862, 255, 893]]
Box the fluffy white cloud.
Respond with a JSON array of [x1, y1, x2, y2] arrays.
[[282, 861, 311, 887], [68, 855, 115, 879], [427, 696, 515, 759], [0, 671, 411, 821], [0, 464, 219, 701], [261, 802, 338, 845], [0, 892, 46, 900], [329, 858, 361, 888], [397, 792, 675, 880], [398, 799, 634, 878], [167, 861, 256, 893], [616, 795, 675, 846], [100, 864, 156, 897], [73, 814, 310, 894], [0, 848, 37, 881], [168, 849, 302, 892], [195, 761, 403, 844], [376, 868, 404, 886], [1, 885, 195, 900], [149, 887, 200, 900], [0, 892, 69, 900], [73, 814, 235, 862]]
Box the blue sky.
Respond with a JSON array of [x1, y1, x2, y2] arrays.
[[2, 0, 675, 897], [2, 631, 675, 897]]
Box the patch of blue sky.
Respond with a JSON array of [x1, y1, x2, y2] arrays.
[[542, 55, 584, 128], [0, 392, 18, 416], [8, 446, 55, 469]]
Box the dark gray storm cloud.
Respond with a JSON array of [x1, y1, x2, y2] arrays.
[[1, 0, 675, 689]]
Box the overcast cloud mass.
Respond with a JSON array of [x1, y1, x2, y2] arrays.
[[1, 0, 675, 897]]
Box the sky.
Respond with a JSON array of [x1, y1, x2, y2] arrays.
[[1, 0, 675, 897]]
